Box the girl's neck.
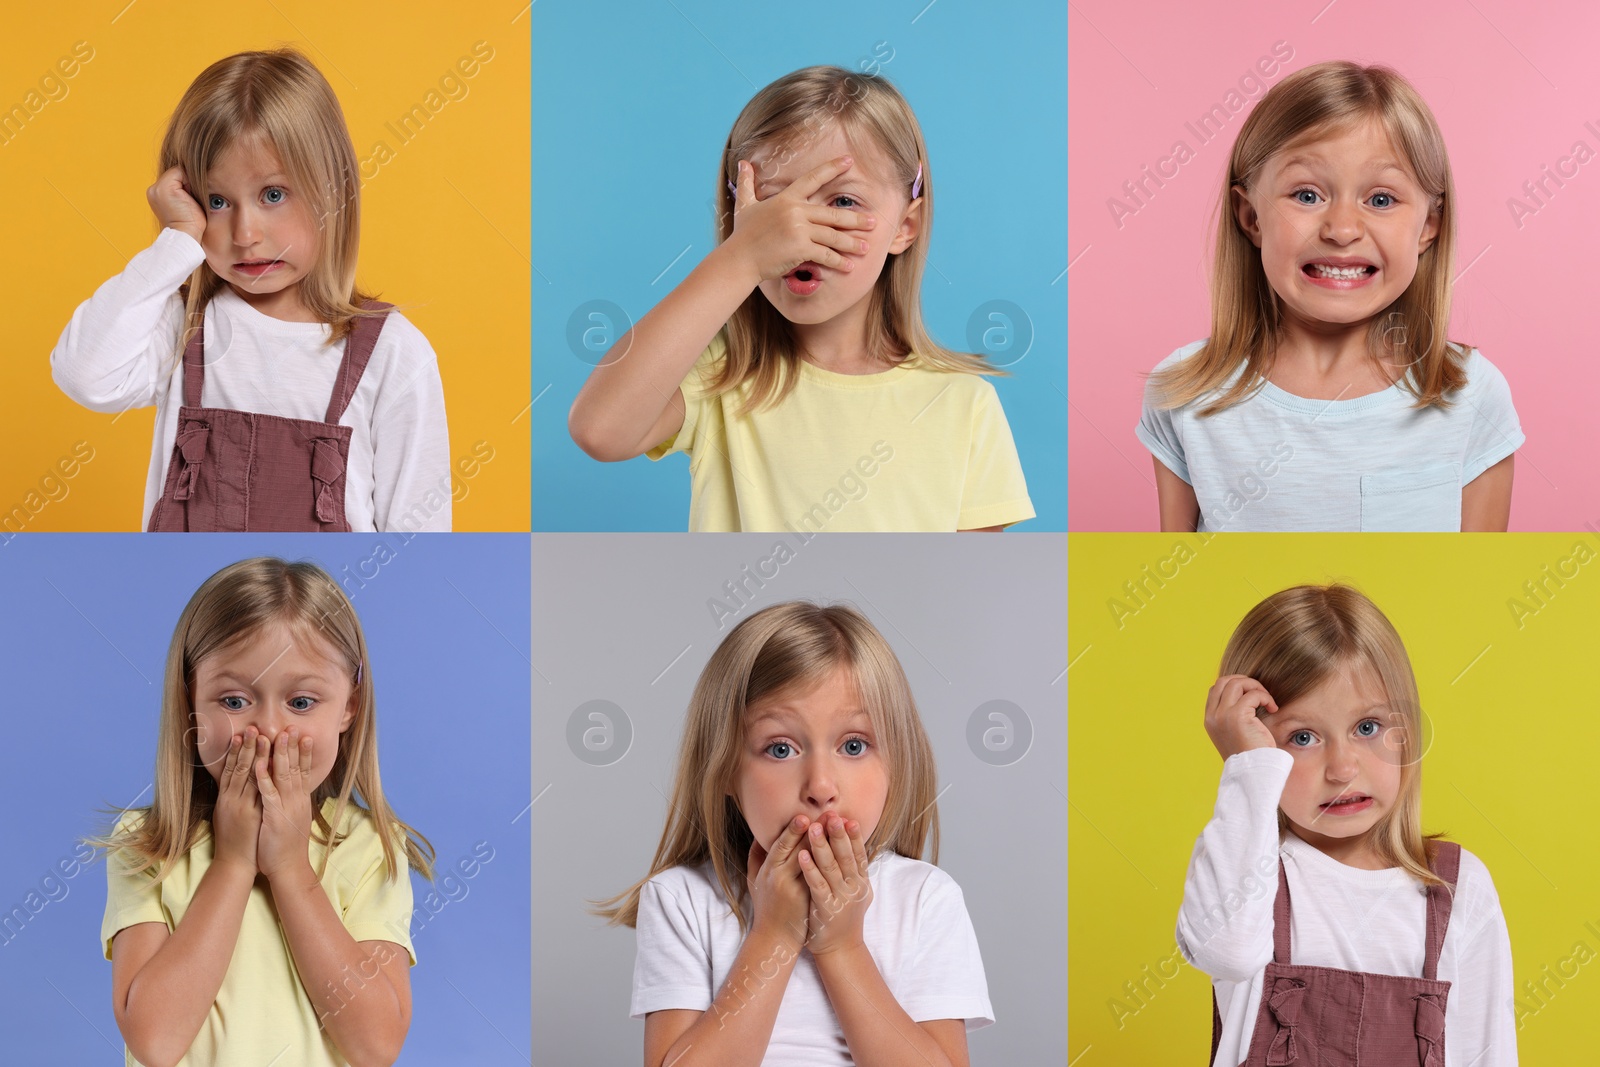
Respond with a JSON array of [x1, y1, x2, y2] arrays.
[[226, 282, 324, 325], [1267, 319, 1404, 401], [793, 306, 894, 376], [1287, 824, 1389, 870]]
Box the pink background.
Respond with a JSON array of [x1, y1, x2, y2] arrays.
[[1069, 0, 1600, 531]]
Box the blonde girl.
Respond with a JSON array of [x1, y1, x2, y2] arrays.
[[1180, 584, 1514, 1065], [51, 49, 450, 533], [568, 66, 1033, 533], [599, 601, 993, 1066], [1137, 62, 1523, 533], [98, 557, 433, 1067]]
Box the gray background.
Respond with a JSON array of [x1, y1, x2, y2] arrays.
[[532, 534, 1066, 1064]]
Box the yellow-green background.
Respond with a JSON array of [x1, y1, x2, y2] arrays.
[[2, 2, 529, 530], [1070, 534, 1600, 1063]]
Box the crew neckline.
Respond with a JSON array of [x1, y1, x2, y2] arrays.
[[1254, 375, 1411, 415], [797, 355, 917, 389], [213, 285, 335, 340], [1281, 831, 1421, 888]]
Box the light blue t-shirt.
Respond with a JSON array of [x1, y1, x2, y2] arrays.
[[1136, 341, 1524, 532]]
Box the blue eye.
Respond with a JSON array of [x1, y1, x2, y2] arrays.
[[288, 696, 316, 712], [1289, 730, 1315, 747], [1369, 192, 1395, 208], [1292, 188, 1319, 205], [831, 195, 858, 209], [841, 737, 868, 756], [220, 696, 246, 712], [264, 187, 286, 204], [1356, 719, 1381, 738], [207, 194, 227, 211], [766, 741, 795, 759]]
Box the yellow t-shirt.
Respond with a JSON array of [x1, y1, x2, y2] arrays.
[[647, 338, 1035, 532], [102, 798, 416, 1067]]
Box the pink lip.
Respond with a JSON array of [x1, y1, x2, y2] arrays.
[[784, 262, 823, 296], [235, 261, 284, 276], [1319, 795, 1373, 815]]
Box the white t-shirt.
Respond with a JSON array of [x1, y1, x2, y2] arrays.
[[631, 851, 994, 1065], [51, 227, 451, 532], [1178, 748, 1517, 1067], [1136, 340, 1524, 532]]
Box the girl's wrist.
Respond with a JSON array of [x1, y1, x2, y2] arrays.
[[708, 233, 762, 291]]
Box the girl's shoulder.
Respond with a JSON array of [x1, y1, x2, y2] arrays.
[[869, 851, 967, 902], [1150, 338, 1211, 374]]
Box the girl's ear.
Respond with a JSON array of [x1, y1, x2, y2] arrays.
[[339, 689, 358, 733], [1417, 208, 1441, 256], [889, 196, 924, 255], [1231, 184, 1263, 247]]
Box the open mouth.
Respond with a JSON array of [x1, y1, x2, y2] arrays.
[[1302, 262, 1377, 281], [784, 262, 823, 296], [1319, 793, 1373, 814]]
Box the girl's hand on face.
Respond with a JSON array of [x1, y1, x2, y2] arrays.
[[212, 726, 265, 876], [798, 814, 872, 957], [726, 155, 878, 284], [147, 165, 207, 243], [1205, 675, 1281, 760], [746, 815, 813, 954], [254, 727, 316, 883]]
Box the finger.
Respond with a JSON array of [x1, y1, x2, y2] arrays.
[[846, 819, 870, 872], [786, 154, 853, 200], [747, 839, 768, 883], [765, 815, 811, 867], [797, 849, 829, 897], [254, 736, 277, 799], [808, 224, 868, 263], [805, 204, 877, 231], [807, 820, 846, 892], [274, 729, 295, 786], [299, 734, 314, 780], [734, 159, 758, 210], [826, 817, 857, 878]]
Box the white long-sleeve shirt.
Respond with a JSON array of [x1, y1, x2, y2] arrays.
[[51, 227, 451, 532], [1178, 748, 1517, 1067]]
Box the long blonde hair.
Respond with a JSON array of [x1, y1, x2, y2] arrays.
[[160, 49, 381, 362], [1152, 61, 1469, 417], [712, 65, 996, 414], [597, 601, 940, 932], [91, 558, 433, 885], [1220, 583, 1447, 889]]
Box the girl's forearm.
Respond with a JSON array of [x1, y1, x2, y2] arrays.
[[659, 927, 802, 1067], [568, 241, 758, 461], [270, 860, 406, 1067], [813, 943, 955, 1067], [120, 858, 255, 1066]]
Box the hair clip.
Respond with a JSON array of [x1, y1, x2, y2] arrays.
[[728, 179, 737, 196], [354, 662, 363, 686], [911, 163, 922, 199]]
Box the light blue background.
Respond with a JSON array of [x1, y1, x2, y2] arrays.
[[0, 534, 530, 1065], [532, 0, 1066, 530]]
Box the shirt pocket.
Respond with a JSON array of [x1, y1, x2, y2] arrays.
[[1359, 463, 1461, 532]]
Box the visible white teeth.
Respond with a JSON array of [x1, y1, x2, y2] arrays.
[[1310, 263, 1370, 279]]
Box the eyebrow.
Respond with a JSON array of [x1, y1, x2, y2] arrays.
[[747, 706, 871, 729], [1278, 155, 1410, 177], [206, 670, 331, 687], [1272, 703, 1391, 730]]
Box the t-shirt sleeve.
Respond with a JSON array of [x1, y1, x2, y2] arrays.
[[957, 381, 1035, 530], [337, 827, 417, 966], [101, 814, 169, 961], [1135, 367, 1192, 484], [1460, 350, 1524, 483], [52, 227, 202, 414], [646, 341, 722, 462], [630, 874, 715, 1018], [897, 870, 995, 1030], [1443, 852, 1519, 1065], [368, 315, 452, 534]]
